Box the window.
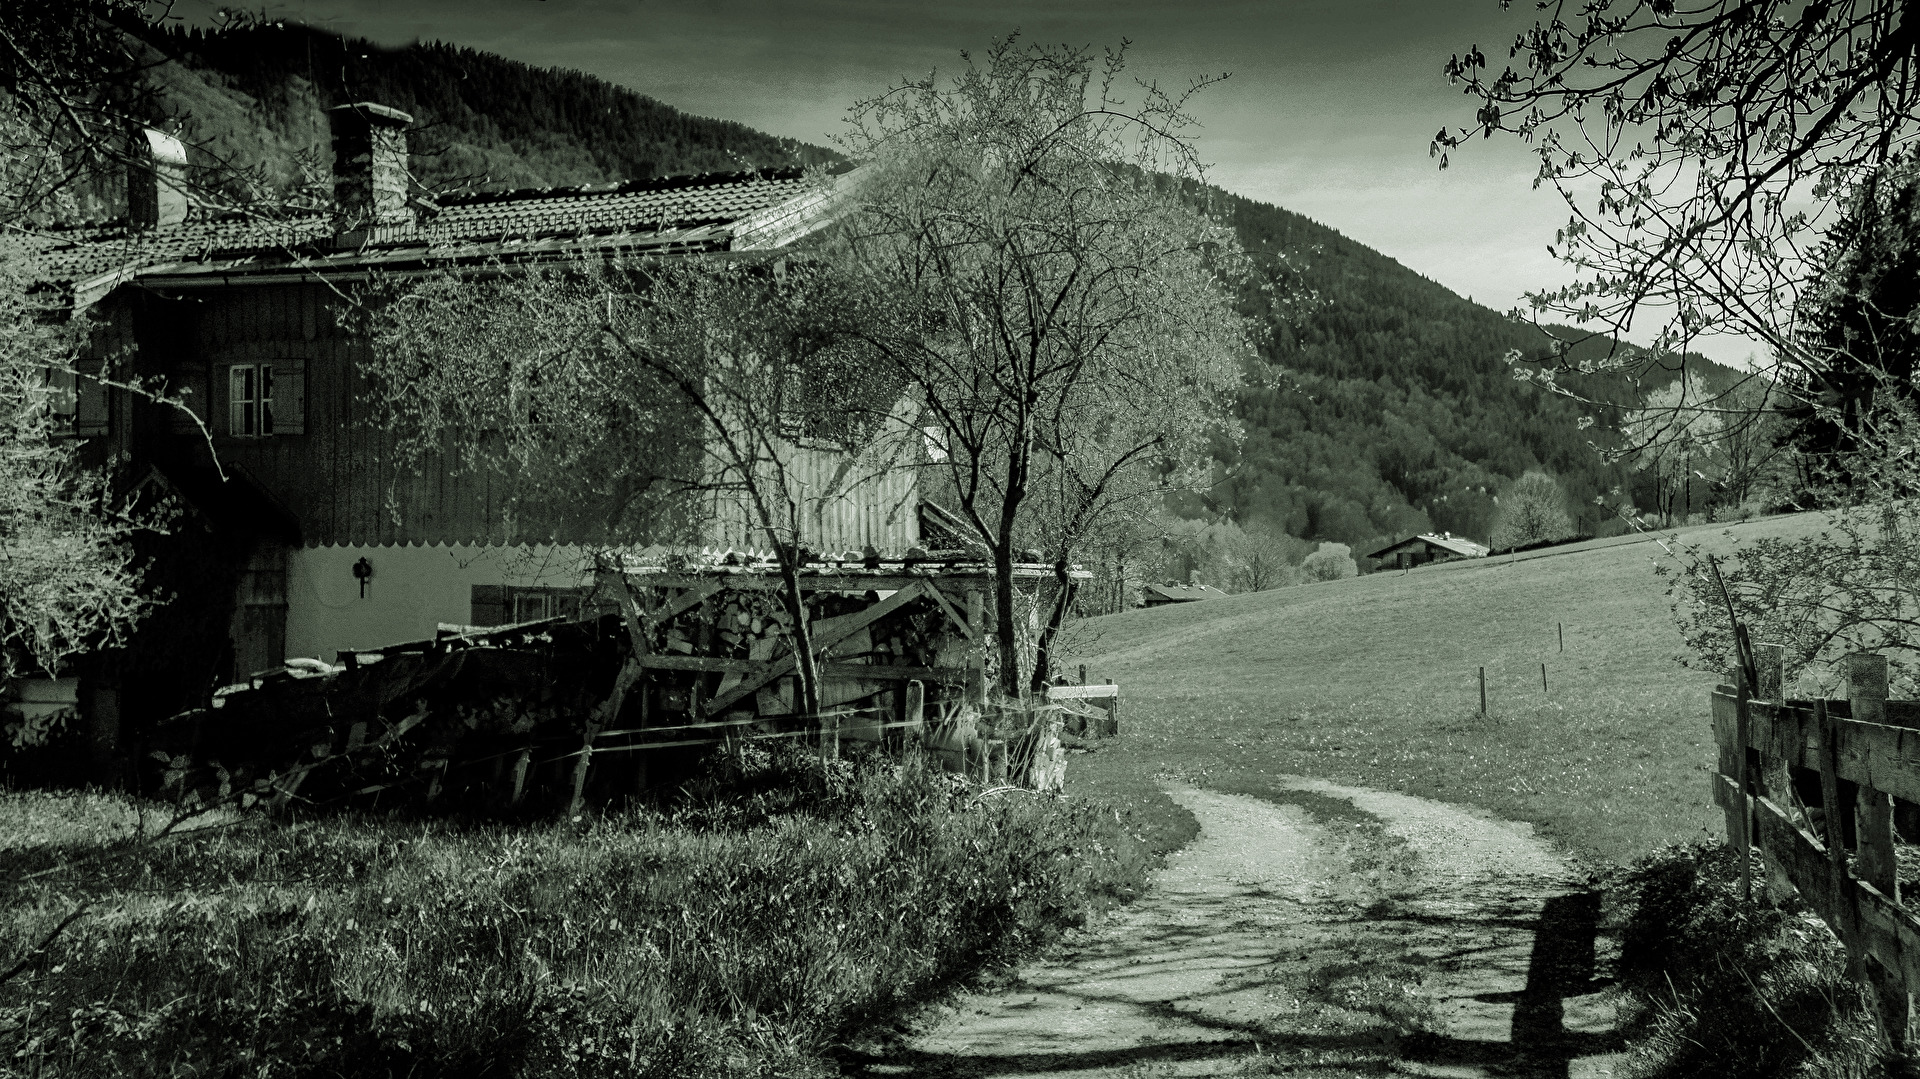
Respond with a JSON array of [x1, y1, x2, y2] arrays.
[[228, 363, 274, 436], [222, 359, 305, 437]]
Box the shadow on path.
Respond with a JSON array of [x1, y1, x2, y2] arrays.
[[841, 785, 1626, 1078]]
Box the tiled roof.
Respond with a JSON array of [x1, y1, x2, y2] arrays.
[[423, 170, 807, 243], [3, 167, 822, 306]]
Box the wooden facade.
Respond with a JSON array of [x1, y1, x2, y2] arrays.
[[118, 282, 918, 552]]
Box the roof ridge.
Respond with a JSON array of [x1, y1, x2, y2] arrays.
[[436, 166, 807, 208]]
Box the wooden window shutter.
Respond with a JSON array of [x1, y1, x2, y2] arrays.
[[45, 365, 78, 433], [470, 584, 507, 627], [74, 359, 108, 437], [270, 357, 306, 434]]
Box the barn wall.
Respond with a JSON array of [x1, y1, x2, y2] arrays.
[[706, 437, 921, 553], [285, 543, 594, 661]]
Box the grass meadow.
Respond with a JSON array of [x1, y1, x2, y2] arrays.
[[0, 748, 1157, 1077], [1062, 512, 1837, 869]]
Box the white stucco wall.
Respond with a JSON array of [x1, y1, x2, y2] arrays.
[[285, 544, 593, 661]]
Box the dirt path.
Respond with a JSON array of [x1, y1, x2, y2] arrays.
[[844, 780, 1629, 1078]]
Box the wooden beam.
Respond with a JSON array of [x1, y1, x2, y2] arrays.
[[923, 581, 977, 640], [638, 653, 966, 685], [652, 579, 725, 626], [1737, 776, 1920, 996], [706, 581, 931, 714], [1047, 684, 1119, 701], [617, 567, 1091, 593]]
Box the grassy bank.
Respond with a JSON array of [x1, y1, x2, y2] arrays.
[[1608, 844, 1882, 1078], [1062, 512, 1832, 869], [0, 746, 1158, 1077]]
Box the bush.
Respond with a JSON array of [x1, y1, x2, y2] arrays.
[[1611, 843, 1883, 1079], [1301, 541, 1358, 582], [0, 747, 1157, 1076]]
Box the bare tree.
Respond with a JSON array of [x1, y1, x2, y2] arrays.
[[830, 37, 1256, 696], [362, 256, 911, 719]]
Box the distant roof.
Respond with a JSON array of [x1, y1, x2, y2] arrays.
[[1365, 533, 1491, 560], [6, 166, 856, 309], [1141, 583, 1230, 603]]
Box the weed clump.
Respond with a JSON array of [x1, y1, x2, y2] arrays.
[[1611, 842, 1884, 1079], [0, 746, 1156, 1077]]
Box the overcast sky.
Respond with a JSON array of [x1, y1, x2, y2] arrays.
[[177, 0, 1758, 366]]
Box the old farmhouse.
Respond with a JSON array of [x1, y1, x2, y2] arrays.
[[15, 103, 920, 754]]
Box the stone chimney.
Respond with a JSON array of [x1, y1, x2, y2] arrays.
[[128, 128, 189, 229], [328, 102, 413, 231]]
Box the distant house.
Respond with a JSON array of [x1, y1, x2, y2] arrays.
[[1365, 532, 1491, 571], [1140, 582, 1230, 607]]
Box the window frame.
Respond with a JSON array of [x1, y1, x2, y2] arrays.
[[227, 362, 275, 437]]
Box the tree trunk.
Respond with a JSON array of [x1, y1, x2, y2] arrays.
[[1028, 568, 1078, 695], [991, 539, 1021, 699], [777, 549, 821, 717]]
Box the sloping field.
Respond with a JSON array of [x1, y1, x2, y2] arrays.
[[1062, 512, 1833, 868]]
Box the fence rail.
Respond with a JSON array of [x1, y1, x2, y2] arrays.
[[1711, 648, 1919, 1050]]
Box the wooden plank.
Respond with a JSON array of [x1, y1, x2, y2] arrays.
[[1745, 780, 1853, 931], [1816, 700, 1862, 955], [1047, 684, 1119, 701], [1721, 689, 1920, 807], [706, 581, 930, 713], [923, 581, 978, 640], [1735, 680, 1753, 901], [637, 652, 966, 684]]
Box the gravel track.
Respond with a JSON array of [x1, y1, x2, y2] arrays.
[[844, 780, 1630, 1078]]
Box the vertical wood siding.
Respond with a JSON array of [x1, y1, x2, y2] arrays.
[[165, 284, 919, 551]]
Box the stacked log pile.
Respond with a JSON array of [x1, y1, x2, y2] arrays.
[[150, 553, 1094, 814]]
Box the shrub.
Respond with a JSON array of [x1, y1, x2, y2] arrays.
[[1301, 541, 1358, 582]]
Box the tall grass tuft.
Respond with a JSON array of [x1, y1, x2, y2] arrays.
[[0, 745, 1156, 1076], [1611, 843, 1886, 1079]]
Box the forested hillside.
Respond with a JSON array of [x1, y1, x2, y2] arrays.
[[131, 21, 1706, 553], [1218, 191, 1677, 547], [137, 21, 834, 200]]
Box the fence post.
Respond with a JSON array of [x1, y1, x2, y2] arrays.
[[1479, 667, 1487, 716], [1754, 646, 1792, 802], [1844, 653, 1911, 1048], [1815, 700, 1858, 951], [1850, 655, 1897, 895], [820, 711, 840, 765], [903, 680, 925, 751], [1733, 677, 1754, 901]]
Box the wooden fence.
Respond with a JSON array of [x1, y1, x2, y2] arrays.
[[1711, 647, 1920, 1050]]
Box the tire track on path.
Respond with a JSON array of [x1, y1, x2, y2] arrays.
[[843, 781, 1630, 1078]]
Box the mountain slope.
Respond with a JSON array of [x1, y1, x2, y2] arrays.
[[140, 21, 836, 199], [1220, 192, 1685, 546], [132, 21, 1703, 552]]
